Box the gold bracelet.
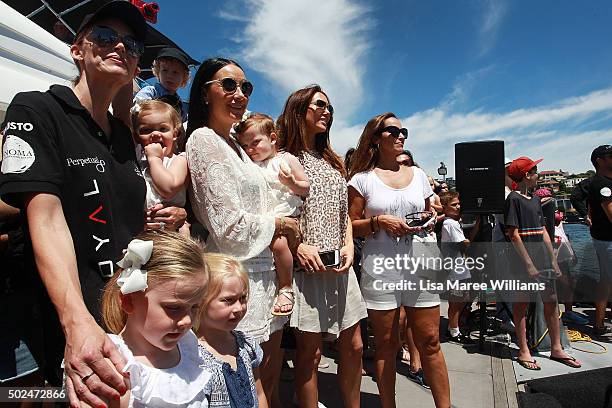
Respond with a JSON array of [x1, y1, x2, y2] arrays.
[[280, 217, 286, 235]]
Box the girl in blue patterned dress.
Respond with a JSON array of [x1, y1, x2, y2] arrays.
[[197, 254, 267, 408]]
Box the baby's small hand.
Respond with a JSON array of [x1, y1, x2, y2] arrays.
[[144, 143, 164, 159], [278, 167, 295, 187]]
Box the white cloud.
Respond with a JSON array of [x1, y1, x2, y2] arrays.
[[478, 0, 508, 56], [440, 65, 496, 110], [222, 0, 373, 121], [330, 87, 612, 177]]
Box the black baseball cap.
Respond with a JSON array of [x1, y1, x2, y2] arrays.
[[155, 48, 190, 68], [591, 144, 612, 167], [76, 1, 147, 41]]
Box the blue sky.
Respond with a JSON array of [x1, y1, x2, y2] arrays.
[[149, 0, 612, 177]]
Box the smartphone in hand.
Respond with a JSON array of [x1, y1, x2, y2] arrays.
[[319, 249, 341, 267]]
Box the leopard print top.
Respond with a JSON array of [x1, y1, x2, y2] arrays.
[[298, 151, 348, 251]]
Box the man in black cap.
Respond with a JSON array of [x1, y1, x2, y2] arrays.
[[588, 145, 612, 337]]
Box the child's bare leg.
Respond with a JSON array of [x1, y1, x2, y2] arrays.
[[447, 300, 462, 333], [542, 288, 582, 366], [513, 301, 539, 369], [271, 235, 294, 314]]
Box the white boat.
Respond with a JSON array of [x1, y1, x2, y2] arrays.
[[0, 0, 197, 123], [0, 1, 76, 122]]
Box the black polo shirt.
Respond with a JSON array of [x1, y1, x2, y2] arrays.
[[0, 85, 146, 321], [587, 174, 612, 241]]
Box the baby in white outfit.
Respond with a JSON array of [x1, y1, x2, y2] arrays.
[[235, 113, 310, 316]]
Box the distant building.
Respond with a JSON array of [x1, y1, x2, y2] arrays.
[[539, 170, 568, 182], [538, 179, 560, 192], [564, 176, 587, 188]]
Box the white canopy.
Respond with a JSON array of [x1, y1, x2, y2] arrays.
[[0, 1, 76, 120]]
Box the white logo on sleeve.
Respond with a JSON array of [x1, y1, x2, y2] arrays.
[[1, 135, 35, 174], [601, 187, 612, 198]]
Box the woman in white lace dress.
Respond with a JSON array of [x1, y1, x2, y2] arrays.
[[185, 58, 300, 407], [276, 85, 367, 408]]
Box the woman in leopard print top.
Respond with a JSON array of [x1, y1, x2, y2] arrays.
[[276, 85, 367, 408]]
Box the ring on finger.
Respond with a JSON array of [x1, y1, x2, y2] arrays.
[[159, 221, 166, 231], [80, 371, 95, 384]]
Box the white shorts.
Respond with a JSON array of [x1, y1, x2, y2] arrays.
[[360, 273, 440, 310]]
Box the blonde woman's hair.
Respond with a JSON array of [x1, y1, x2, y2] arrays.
[[101, 230, 208, 334], [131, 99, 185, 153], [197, 253, 249, 322]]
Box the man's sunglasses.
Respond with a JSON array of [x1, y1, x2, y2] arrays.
[[88, 26, 144, 58], [204, 77, 254, 97], [380, 126, 408, 138], [310, 99, 334, 115]]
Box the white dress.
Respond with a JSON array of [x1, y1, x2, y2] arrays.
[[138, 148, 187, 209], [186, 127, 287, 343], [108, 331, 211, 407], [257, 153, 303, 217]]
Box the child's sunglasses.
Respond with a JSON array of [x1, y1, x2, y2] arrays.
[[204, 77, 254, 97], [88, 26, 145, 58], [310, 99, 334, 115], [380, 126, 408, 138]]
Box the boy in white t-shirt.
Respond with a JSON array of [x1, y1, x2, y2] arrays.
[[440, 191, 479, 345]]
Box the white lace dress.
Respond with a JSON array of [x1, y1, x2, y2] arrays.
[[108, 331, 211, 407], [187, 126, 287, 343]]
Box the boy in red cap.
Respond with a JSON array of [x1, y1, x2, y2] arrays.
[[504, 157, 581, 370]]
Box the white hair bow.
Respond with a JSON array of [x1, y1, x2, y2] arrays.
[[130, 102, 142, 115], [116, 239, 154, 294]]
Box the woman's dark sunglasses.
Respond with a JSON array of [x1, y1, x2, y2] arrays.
[[88, 26, 144, 58], [380, 126, 408, 138], [311, 99, 334, 115], [204, 77, 254, 97]]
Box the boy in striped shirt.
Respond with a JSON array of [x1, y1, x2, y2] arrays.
[[504, 157, 581, 370]]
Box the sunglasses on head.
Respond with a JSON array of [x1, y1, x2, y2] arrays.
[[380, 126, 408, 138], [88, 26, 144, 58], [204, 77, 254, 97], [310, 99, 334, 115]]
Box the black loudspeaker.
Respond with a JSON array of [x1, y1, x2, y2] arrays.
[[455, 141, 505, 214]]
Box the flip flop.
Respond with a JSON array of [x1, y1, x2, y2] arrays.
[[271, 288, 294, 316], [517, 359, 541, 370], [550, 355, 581, 368]]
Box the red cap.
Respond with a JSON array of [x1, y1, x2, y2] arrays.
[[508, 156, 543, 182]]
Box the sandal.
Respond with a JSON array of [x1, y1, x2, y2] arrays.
[[400, 345, 411, 363], [272, 288, 295, 316], [550, 355, 581, 368], [517, 358, 541, 370]]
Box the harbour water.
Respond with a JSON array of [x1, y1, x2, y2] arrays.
[[563, 222, 600, 281]]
